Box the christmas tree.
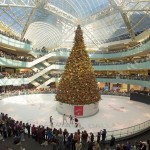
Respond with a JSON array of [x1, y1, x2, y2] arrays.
[[56, 25, 100, 105]]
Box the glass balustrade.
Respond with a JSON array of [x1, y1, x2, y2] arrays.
[[0, 33, 150, 59], [0, 34, 31, 50], [37, 40, 150, 59], [0, 76, 150, 88], [1, 57, 150, 69], [102, 120, 150, 140], [89, 40, 150, 59], [30, 40, 150, 59]]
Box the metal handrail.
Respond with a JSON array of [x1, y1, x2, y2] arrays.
[[103, 120, 150, 140]]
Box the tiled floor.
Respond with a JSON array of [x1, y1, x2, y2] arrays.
[[0, 94, 150, 134]]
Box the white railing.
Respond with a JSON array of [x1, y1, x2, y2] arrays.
[[99, 120, 150, 140]]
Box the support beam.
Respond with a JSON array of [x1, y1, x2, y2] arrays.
[[124, 0, 150, 12], [124, 9, 150, 12], [81, 7, 117, 26], [0, 4, 35, 8], [35, 0, 48, 9], [44, 3, 78, 24], [121, 13, 136, 40], [0, 0, 36, 8], [127, 0, 150, 3], [0, 20, 20, 36], [59, 26, 75, 47], [21, 8, 37, 38], [108, 0, 136, 40], [83, 27, 101, 48], [1, 8, 23, 28]]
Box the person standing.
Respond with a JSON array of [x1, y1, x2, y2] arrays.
[[63, 114, 67, 125], [109, 135, 115, 150], [74, 116, 78, 127], [93, 141, 100, 150], [101, 129, 106, 145], [69, 115, 73, 124], [97, 132, 101, 145], [26, 123, 31, 138], [82, 130, 88, 148], [90, 132, 94, 142], [75, 141, 82, 150], [50, 116, 53, 127]]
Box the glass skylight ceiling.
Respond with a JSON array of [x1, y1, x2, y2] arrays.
[[0, 0, 149, 49], [48, 0, 110, 19]]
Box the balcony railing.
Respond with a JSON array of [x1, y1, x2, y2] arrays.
[[102, 120, 150, 140], [0, 34, 31, 51], [32, 39, 150, 59]]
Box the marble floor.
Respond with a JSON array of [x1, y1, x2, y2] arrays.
[[0, 94, 150, 134]]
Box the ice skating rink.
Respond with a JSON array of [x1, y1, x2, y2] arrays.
[[0, 94, 150, 133]]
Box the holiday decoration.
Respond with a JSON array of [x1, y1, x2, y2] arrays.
[[56, 25, 101, 105]]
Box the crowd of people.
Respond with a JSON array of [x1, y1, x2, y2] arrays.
[[31, 47, 50, 58], [0, 69, 150, 83], [0, 86, 57, 99], [0, 30, 31, 44], [95, 74, 150, 81], [0, 112, 149, 150], [114, 141, 150, 150], [1, 49, 150, 66], [90, 35, 150, 54], [50, 56, 150, 66], [1, 43, 150, 67], [0, 85, 149, 150], [33, 47, 49, 54], [0, 72, 34, 79], [48, 35, 150, 55], [48, 57, 150, 66], [47, 73, 150, 82], [0, 112, 107, 150], [99, 89, 130, 97], [1, 37, 150, 64], [92, 57, 150, 66], [0, 50, 34, 62], [0, 85, 131, 100], [48, 73, 62, 78]]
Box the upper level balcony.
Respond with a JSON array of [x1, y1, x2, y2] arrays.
[[31, 39, 150, 59], [0, 76, 150, 88], [89, 40, 150, 59], [1, 56, 150, 71], [0, 33, 150, 60], [0, 34, 31, 51]]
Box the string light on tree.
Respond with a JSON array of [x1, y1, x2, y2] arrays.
[[56, 25, 101, 105]]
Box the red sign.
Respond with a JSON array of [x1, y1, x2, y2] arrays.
[[74, 106, 83, 116]]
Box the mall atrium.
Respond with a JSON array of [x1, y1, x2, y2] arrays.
[[0, 0, 150, 91], [0, 0, 150, 149]]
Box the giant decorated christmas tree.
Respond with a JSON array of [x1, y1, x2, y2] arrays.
[[56, 25, 100, 105]]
